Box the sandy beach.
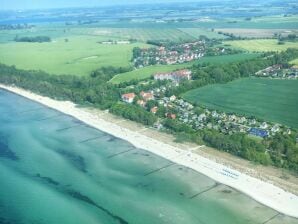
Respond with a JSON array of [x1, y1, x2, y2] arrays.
[[1, 84, 297, 218]]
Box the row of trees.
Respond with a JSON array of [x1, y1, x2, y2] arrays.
[[163, 117, 297, 171], [110, 103, 157, 126], [0, 64, 154, 125], [14, 35, 51, 43], [0, 64, 120, 109]]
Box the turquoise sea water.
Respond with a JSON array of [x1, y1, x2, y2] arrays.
[[0, 89, 297, 224]]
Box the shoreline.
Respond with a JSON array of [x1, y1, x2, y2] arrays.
[[1, 84, 298, 218]]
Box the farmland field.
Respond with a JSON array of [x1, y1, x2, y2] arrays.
[[0, 27, 223, 44], [183, 78, 298, 128], [0, 35, 149, 76], [110, 53, 259, 84], [215, 29, 298, 38], [86, 28, 197, 42], [178, 28, 226, 39], [225, 39, 298, 52]]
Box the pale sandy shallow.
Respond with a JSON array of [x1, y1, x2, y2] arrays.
[[1, 84, 297, 218]]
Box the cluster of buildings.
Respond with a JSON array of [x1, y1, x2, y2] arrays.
[[153, 69, 192, 83], [159, 97, 290, 137], [121, 55, 294, 138], [255, 64, 298, 79], [100, 40, 131, 44], [121, 91, 157, 112], [133, 41, 205, 68], [121, 84, 291, 138]]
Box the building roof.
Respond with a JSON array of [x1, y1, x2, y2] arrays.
[[154, 69, 192, 78], [122, 93, 136, 99], [249, 128, 269, 138], [140, 91, 154, 101]]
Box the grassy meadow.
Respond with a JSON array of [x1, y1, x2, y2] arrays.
[[183, 78, 298, 128], [110, 53, 259, 84], [225, 39, 298, 52], [0, 35, 150, 76]]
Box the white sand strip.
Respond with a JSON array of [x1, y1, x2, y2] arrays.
[[1, 84, 297, 218]]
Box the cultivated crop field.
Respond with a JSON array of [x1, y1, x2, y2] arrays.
[[183, 78, 298, 128], [225, 39, 298, 52], [215, 29, 298, 38], [0, 35, 149, 76], [110, 53, 259, 84], [86, 28, 196, 42], [178, 28, 226, 39]]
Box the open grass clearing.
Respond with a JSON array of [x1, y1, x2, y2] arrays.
[[290, 58, 298, 66]]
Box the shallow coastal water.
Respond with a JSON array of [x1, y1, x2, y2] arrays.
[[0, 89, 297, 224]]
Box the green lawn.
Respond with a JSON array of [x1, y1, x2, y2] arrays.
[[0, 36, 149, 76], [110, 53, 259, 84], [225, 39, 298, 52], [183, 78, 298, 128]]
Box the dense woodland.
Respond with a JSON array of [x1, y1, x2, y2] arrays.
[[14, 35, 51, 43], [0, 48, 297, 173]]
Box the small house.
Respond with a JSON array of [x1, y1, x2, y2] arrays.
[[150, 106, 158, 114], [121, 93, 136, 103], [140, 91, 154, 101]]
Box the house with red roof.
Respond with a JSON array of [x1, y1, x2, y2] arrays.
[[121, 93, 136, 103]]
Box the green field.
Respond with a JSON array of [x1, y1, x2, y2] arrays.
[[183, 78, 298, 128], [84, 28, 197, 42], [290, 58, 298, 66], [0, 27, 224, 44], [178, 28, 226, 39], [0, 36, 150, 76], [225, 39, 298, 52], [110, 53, 259, 84]]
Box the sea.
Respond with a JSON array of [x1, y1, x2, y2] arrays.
[[0, 89, 297, 224]]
